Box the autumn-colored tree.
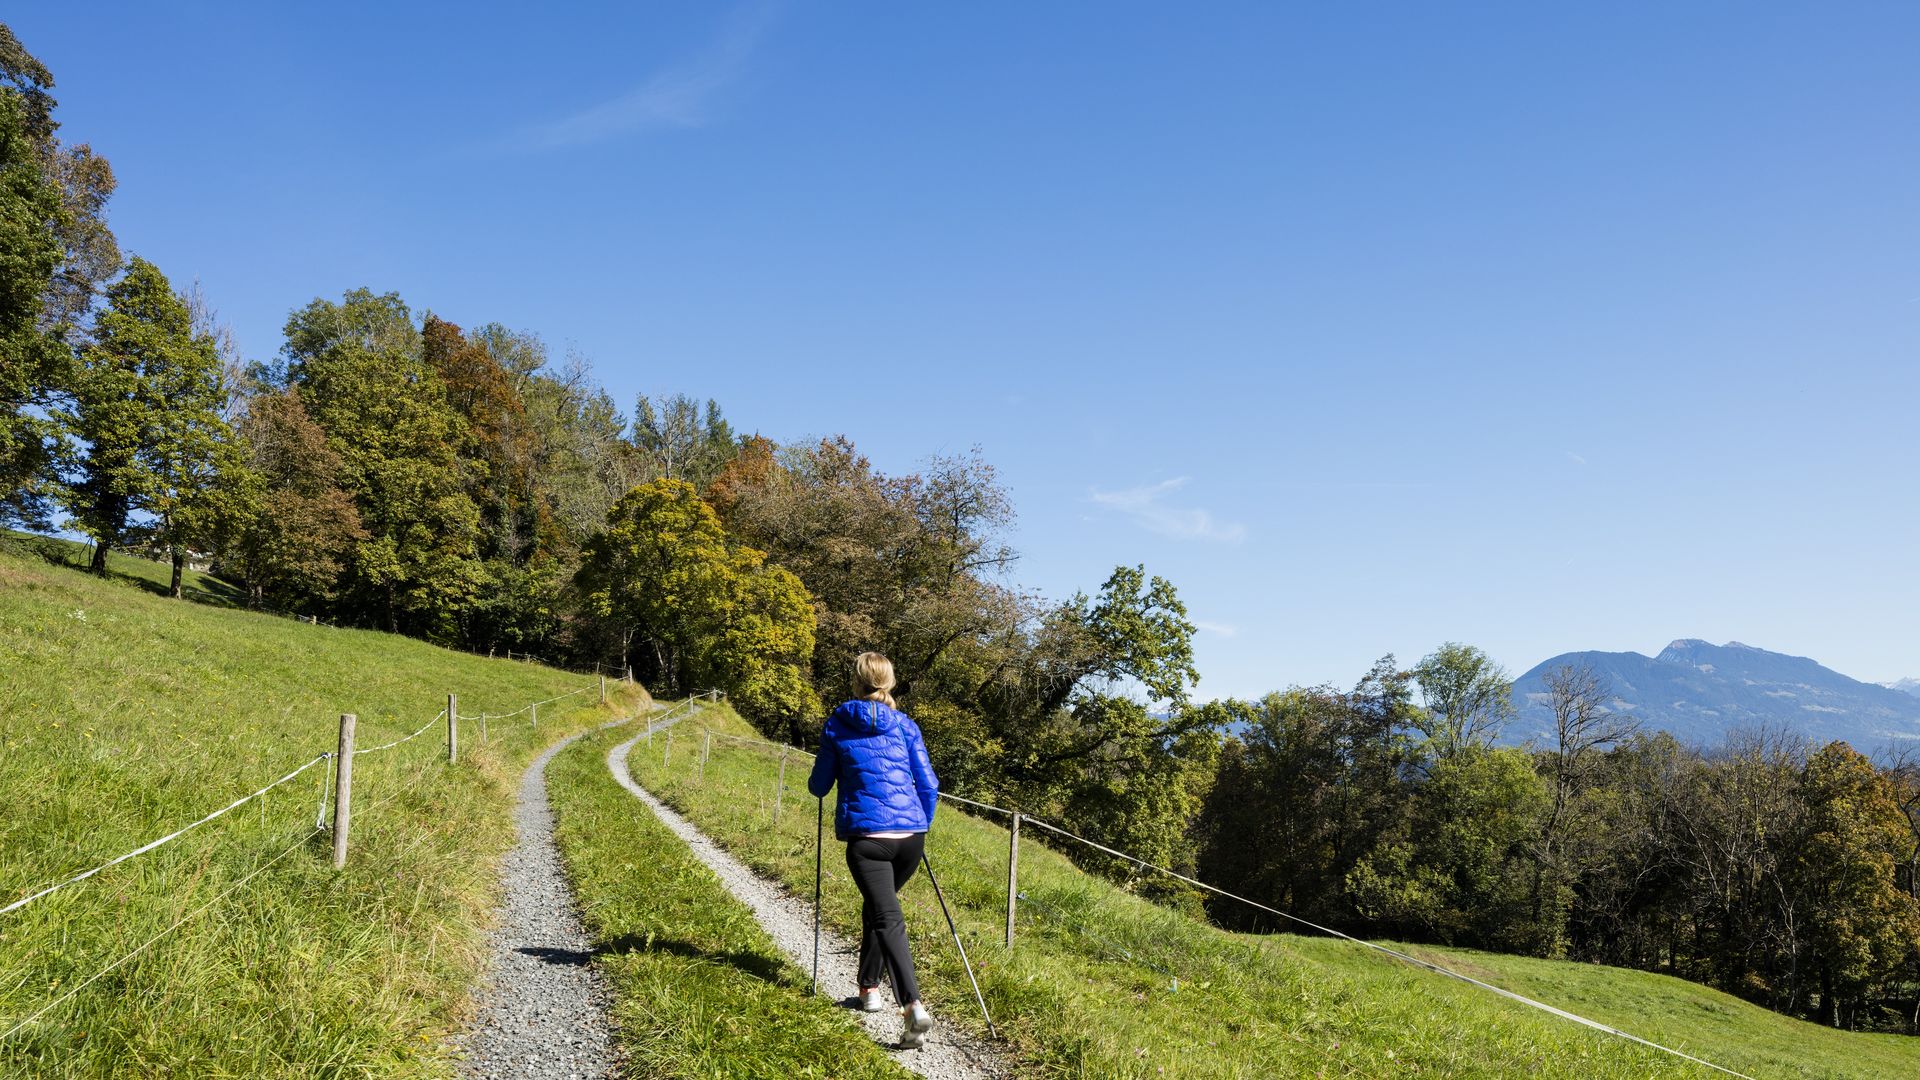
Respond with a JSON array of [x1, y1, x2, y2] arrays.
[[701, 546, 820, 727], [717, 436, 1020, 706], [578, 478, 732, 685], [702, 433, 777, 522], [423, 315, 547, 555], [227, 389, 366, 608]]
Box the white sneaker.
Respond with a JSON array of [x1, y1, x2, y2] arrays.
[[857, 987, 886, 1013], [900, 1001, 934, 1048]]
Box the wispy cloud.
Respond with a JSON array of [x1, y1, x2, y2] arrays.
[[1566, 451, 1588, 466], [1088, 477, 1247, 543], [515, 3, 775, 151], [1192, 619, 1239, 638]]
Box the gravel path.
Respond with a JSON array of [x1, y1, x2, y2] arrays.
[[454, 720, 630, 1080], [608, 713, 1010, 1080]]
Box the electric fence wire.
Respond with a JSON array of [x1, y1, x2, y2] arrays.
[[352, 710, 447, 756], [5, 682, 601, 921], [4, 681, 640, 1045], [1014, 814, 1757, 1080], [0, 826, 323, 1042], [0, 753, 330, 920], [462, 684, 593, 722]]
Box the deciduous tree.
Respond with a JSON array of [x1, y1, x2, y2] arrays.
[[1411, 642, 1514, 759], [0, 84, 64, 527], [58, 257, 229, 580], [227, 389, 365, 608], [283, 289, 484, 637], [1790, 742, 1920, 1027]]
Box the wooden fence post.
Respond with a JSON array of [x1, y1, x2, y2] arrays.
[[599, 675, 607, 705], [1005, 812, 1022, 947], [665, 730, 673, 768], [531, 702, 538, 731], [448, 693, 458, 763], [775, 748, 788, 825], [700, 729, 710, 782], [332, 714, 356, 870]]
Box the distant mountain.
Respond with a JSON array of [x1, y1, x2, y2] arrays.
[[1884, 678, 1920, 699], [1509, 640, 1920, 749]]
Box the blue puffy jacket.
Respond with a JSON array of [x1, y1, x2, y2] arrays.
[[807, 699, 939, 840]]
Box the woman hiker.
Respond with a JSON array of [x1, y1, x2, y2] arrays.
[[807, 651, 941, 1048]]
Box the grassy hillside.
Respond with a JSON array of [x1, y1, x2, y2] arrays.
[[622, 707, 1920, 1080], [0, 535, 646, 1077], [2, 530, 251, 607]]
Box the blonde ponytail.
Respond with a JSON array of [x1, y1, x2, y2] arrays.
[[853, 651, 897, 709]]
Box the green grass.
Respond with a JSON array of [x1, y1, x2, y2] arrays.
[[0, 537, 645, 1077], [3, 530, 249, 608], [626, 707, 1920, 1080], [544, 715, 911, 1079]]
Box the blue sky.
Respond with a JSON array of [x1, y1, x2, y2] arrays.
[[13, 3, 1919, 698]]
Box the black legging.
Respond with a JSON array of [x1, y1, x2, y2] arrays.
[[844, 833, 926, 1006]]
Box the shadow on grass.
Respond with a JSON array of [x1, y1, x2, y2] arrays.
[[3, 527, 249, 607], [116, 564, 246, 607], [1, 529, 82, 567], [523, 935, 789, 985]]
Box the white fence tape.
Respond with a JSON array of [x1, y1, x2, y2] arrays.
[[353, 711, 446, 756], [0, 754, 328, 920], [0, 826, 321, 1041]]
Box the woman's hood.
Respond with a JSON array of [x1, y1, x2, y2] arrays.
[[831, 699, 900, 736]]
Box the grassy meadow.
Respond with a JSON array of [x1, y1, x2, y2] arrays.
[[8, 530, 1920, 1079], [621, 705, 1920, 1080], [0, 534, 647, 1077]]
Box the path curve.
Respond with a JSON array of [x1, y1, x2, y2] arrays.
[[608, 714, 1009, 1080], [454, 720, 630, 1079]]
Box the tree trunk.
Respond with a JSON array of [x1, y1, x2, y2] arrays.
[[170, 548, 185, 598], [89, 540, 108, 574]]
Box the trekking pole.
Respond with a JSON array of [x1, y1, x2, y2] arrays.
[[812, 796, 824, 996], [921, 851, 997, 1038]]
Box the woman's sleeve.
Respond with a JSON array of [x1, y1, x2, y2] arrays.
[[908, 720, 939, 824], [806, 724, 839, 798]]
